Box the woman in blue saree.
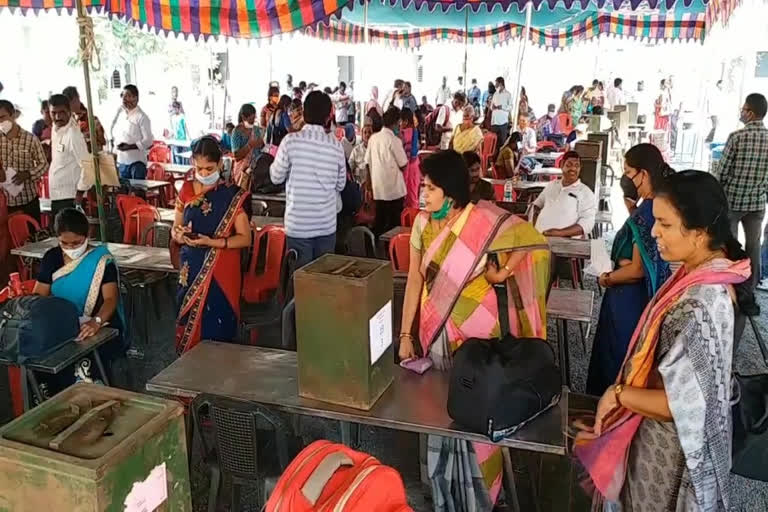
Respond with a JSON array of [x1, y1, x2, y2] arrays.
[[173, 136, 251, 355], [25, 208, 126, 398], [586, 144, 673, 395]]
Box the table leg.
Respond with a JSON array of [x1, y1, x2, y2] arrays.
[[557, 318, 571, 388], [501, 448, 521, 512], [26, 368, 45, 408], [339, 421, 360, 448], [92, 348, 110, 387], [20, 364, 30, 412]]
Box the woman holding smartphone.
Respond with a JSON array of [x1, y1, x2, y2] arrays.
[[172, 136, 251, 355]]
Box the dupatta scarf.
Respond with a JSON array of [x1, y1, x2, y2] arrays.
[[575, 258, 750, 504], [417, 201, 550, 356], [611, 199, 671, 297], [175, 181, 247, 354]]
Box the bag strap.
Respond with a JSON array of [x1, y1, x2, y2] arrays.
[[494, 281, 510, 339], [301, 451, 354, 505]]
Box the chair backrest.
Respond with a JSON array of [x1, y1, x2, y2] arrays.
[[140, 221, 172, 248], [537, 140, 557, 152], [191, 394, 292, 480], [116, 194, 148, 227], [389, 233, 411, 272], [0, 280, 36, 303], [555, 113, 574, 135], [148, 143, 171, 164], [480, 132, 498, 172], [242, 225, 286, 303], [147, 163, 165, 181], [124, 204, 160, 245], [278, 248, 298, 305], [344, 226, 376, 258], [400, 208, 420, 227], [8, 213, 41, 249]]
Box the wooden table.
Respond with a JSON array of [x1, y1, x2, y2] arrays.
[[0, 328, 118, 411], [159, 163, 192, 175], [529, 152, 563, 165], [127, 179, 170, 191], [12, 239, 176, 273], [546, 237, 590, 259], [547, 289, 594, 388], [482, 178, 547, 191], [250, 216, 285, 229], [252, 192, 287, 203], [529, 167, 562, 180], [162, 138, 191, 147], [147, 342, 586, 455], [379, 226, 410, 244]]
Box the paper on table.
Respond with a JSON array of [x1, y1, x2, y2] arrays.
[[122, 253, 148, 264], [0, 167, 24, 198], [583, 239, 613, 277], [369, 300, 393, 366]]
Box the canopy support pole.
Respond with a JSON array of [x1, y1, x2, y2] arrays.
[[364, 0, 369, 45], [463, 9, 469, 93], [75, 0, 106, 242], [510, 3, 532, 128]]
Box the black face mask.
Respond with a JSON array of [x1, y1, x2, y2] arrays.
[[620, 174, 639, 201]]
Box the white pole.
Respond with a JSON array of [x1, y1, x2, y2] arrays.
[[463, 9, 469, 92], [510, 3, 532, 127], [364, 0, 369, 45]]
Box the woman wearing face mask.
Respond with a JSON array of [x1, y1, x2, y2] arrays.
[[30, 208, 126, 393], [586, 144, 673, 395], [231, 103, 265, 190], [398, 150, 550, 510], [172, 137, 252, 355], [576, 170, 753, 511]]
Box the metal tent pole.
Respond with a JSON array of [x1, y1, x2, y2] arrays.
[[510, 2, 532, 127], [75, 0, 106, 242], [463, 9, 469, 93], [364, 0, 370, 45]]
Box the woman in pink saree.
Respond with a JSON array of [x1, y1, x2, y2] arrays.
[[399, 150, 550, 511]]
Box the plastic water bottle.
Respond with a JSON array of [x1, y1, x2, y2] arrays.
[[503, 180, 514, 202]]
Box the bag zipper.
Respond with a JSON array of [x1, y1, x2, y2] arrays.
[[272, 443, 331, 512], [331, 464, 381, 512]]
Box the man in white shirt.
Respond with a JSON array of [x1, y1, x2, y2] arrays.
[[110, 84, 153, 179], [332, 82, 351, 126], [490, 76, 512, 150], [435, 76, 452, 107], [518, 113, 537, 155], [366, 107, 408, 235], [605, 78, 625, 111], [48, 94, 90, 217], [532, 151, 596, 237], [435, 93, 466, 150]]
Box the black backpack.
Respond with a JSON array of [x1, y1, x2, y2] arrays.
[[0, 296, 81, 364], [448, 335, 561, 442]]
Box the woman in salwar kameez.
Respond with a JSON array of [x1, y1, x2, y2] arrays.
[[575, 170, 754, 511], [398, 150, 550, 511]]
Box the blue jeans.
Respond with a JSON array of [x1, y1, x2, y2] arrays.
[[118, 161, 147, 180], [287, 234, 336, 270]]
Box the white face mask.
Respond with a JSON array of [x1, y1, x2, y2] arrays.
[[244, 121, 254, 129], [0, 121, 12, 135], [196, 171, 220, 187], [62, 240, 88, 260]]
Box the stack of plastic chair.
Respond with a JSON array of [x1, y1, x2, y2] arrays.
[[8, 213, 42, 280], [389, 233, 411, 272], [480, 132, 498, 175], [400, 208, 420, 228]]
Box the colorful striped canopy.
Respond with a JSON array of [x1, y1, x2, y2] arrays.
[[308, 11, 707, 49], [0, 0, 352, 38]]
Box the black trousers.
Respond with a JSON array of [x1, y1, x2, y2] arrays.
[[374, 198, 404, 237]]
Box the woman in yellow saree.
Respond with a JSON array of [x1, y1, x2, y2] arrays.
[[399, 150, 550, 511]]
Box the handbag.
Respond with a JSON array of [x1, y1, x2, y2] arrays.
[[732, 371, 768, 481]]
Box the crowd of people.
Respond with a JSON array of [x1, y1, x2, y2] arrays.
[[0, 69, 767, 511]]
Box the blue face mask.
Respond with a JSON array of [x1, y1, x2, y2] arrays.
[[196, 171, 220, 186]]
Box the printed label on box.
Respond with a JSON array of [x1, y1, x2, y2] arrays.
[[369, 300, 393, 365], [124, 462, 168, 512]]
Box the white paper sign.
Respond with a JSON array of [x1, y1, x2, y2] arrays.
[[123, 462, 168, 512], [0, 167, 24, 198], [369, 301, 393, 365], [583, 239, 614, 277]]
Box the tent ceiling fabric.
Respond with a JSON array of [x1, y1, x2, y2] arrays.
[[371, 0, 704, 12]]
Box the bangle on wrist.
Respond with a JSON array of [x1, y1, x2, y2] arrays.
[[614, 383, 624, 406], [399, 333, 413, 339]]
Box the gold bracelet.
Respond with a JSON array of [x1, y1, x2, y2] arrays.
[[614, 383, 624, 406], [399, 333, 413, 339]]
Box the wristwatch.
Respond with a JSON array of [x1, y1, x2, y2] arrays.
[[614, 383, 625, 405], [94, 316, 103, 325]]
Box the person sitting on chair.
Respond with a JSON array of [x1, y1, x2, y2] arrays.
[[532, 151, 596, 237]]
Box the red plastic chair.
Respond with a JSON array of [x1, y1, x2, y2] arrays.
[[335, 126, 345, 141], [123, 205, 160, 245], [242, 225, 286, 304], [116, 194, 147, 231], [8, 213, 42, 280], [148, 143, 171, 164], [400, 208, 421, 227], [555, 113, 574, 135], [537, 141, 557, 152], [389, 233, 411, 272], [480, 132, 498, 175]]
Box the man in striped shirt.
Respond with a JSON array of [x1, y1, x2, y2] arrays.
[[270, 91, 347, 268]]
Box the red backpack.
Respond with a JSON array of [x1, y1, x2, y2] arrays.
[[266, 440, 413, 512]]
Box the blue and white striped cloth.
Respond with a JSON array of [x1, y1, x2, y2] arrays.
[[270, 124, 347, 239]]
